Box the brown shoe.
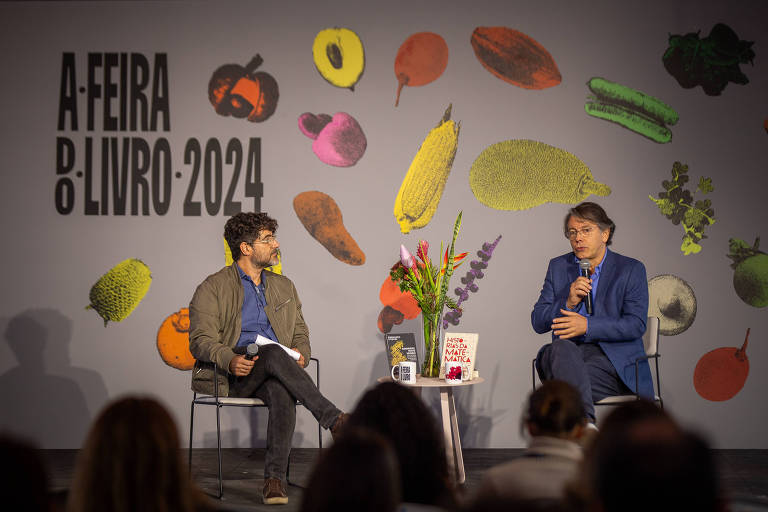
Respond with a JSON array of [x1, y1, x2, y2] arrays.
[[262, 478, 288, 505], [330, 412, 350, 440]]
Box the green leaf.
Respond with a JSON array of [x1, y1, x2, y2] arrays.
[[698, 177, 714, 194], [681, 236, 702, 255]]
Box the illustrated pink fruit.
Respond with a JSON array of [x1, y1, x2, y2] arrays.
[[298, 112, 367, 167], [693, 328, 750, 401]]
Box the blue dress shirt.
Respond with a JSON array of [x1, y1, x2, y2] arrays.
[[235, 264, 278, 347]]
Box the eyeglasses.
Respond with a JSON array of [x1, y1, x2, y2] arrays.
[[564, 226, 595, 240], [250, 235, 278, 246]]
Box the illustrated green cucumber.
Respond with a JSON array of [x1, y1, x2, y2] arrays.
[[587, 77, 679, 126], [585, 102, 672, 144]]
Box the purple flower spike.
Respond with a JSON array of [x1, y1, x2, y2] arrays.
[[444, 235, 502, 329]]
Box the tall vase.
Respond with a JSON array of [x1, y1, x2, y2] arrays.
[[421, 311, 442, 378]]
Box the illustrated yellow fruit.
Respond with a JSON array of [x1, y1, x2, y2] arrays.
[[223, 236, 282, 274], [156, 307, 195, 370], [393, 105, 460, 234], [469, 140, 610, 210], [87, 258, 152, 326], [224, 237, 234, 266], [313, 28, 365, 90]]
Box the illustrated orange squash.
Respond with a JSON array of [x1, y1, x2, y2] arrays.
[[156, 308, 195, 370]]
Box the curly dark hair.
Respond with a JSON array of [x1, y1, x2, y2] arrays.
[[346, 382, 455, 508], [564, 202, 616, 246], [224, 212, 278, 261]]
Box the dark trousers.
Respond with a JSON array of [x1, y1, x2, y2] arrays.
[[230, 344, 341, 482], [536, 339, 631, 422]]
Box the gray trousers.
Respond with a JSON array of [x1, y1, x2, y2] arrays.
[[230, 344, 341, 482], [536, 339, 631, 422]]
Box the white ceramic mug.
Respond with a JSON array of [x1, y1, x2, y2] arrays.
[[445, 362, 464, 384], [391, 361, 417, 384]]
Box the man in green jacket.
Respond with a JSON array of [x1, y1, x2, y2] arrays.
[[189, 212, 347, 505]]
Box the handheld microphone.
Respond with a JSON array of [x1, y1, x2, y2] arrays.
[[578, 258, 593, 316], [245, 343, 259, 360]]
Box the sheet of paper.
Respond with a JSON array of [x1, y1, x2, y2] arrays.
[[255, 334, 301, 360]]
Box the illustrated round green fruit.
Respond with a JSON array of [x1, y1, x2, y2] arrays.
[[733, 253, 768, 307], [87, 258, 152, 326], [727, 237, 768, 308]]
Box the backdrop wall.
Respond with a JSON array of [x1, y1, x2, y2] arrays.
[[1, 0, 766, 449]]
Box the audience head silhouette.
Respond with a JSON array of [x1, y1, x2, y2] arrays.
[[301, 427, 400, 512], [346, 381, 455, 507], [568, 400, 723, 512], [67, 395, 208, 512], [524, 379, 586, 439]]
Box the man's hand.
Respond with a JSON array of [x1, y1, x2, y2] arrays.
[[296, 354, 306, 367], [552, 309, 588, 339], [229, 354, 257, 376], [567, 276, 592, 309]]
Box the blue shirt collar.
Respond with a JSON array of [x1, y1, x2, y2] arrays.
[[235, 263, 262, 284], [573, 248, 609, 276]]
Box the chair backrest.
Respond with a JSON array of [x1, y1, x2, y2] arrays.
[[642, 316, 660, 356]]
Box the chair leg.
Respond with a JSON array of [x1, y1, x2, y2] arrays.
[[188, 399, 195, 477], [216, 404, 223, 499]]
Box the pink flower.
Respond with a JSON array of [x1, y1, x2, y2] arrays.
[[416, 240, 429, 263], [400, 244, 415, 269]]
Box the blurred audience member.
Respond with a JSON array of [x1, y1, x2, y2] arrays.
[[346, 381, 456, 509], [0, 433, 50, 512], [473, 380, 586, 506], [301, 427, 400, 512], [566, 399, 724, 512], [67, 396, 212, 512]]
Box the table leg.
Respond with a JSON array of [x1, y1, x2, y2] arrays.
[[439, 388, 456, 480], [447, 387, 465, 483]]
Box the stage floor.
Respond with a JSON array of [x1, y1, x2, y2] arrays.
[[44, 448, 768, 511]]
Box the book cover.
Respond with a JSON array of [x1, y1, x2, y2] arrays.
[[385, 332, 420, 370], [439, 333, 479, 379]]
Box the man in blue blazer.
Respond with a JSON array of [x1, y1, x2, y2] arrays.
[[532, 202, 652, 423]]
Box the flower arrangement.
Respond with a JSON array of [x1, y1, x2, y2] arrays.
[[390, 212, 467, 377]]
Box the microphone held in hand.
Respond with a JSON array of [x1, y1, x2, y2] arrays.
[[579, 258, 593, 316], [245, 343, 259, 360]]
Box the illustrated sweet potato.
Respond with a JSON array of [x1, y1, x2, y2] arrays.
[[470, 27, 561, 89], [293, 191, 365, 265]]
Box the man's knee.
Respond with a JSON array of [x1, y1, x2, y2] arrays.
[[550, 338, 580, 354], [262, 380, 295, 407]]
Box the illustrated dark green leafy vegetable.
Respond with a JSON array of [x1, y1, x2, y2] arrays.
[[649, 162, 715, 255], [662, 23, 755, 96]]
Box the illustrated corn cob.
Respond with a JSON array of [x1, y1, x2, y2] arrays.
[[393, 105, 460, 234]]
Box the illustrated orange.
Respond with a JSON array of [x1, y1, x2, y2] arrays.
[[156, 308, 195, 370]]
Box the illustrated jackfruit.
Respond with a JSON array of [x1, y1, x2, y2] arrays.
[[393, 105, 460, 233], [313, 28, 365, 90], [86, 258, 152, 326], [469, 140, 610, 210]]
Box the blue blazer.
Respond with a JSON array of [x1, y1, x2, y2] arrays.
[[531, 250, 653, 398]]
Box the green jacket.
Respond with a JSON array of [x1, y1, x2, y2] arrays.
[[189, 264, 311, 396]]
